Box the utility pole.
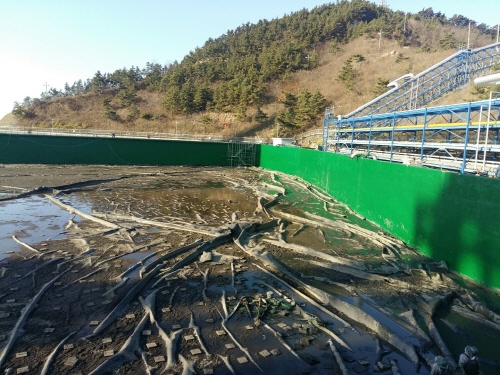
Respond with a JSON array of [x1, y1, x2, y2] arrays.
[[378, 30, 383, 52], [467, 22, 471, 49], [43, 82, 50, 93]]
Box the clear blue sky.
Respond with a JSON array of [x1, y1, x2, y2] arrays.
[[0, 0, 498, 119]]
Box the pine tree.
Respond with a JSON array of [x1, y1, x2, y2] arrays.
[[254, 107, 268, 123]]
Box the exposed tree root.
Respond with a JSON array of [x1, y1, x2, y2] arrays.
[[41, 330, 78, 375], [461, 291, 500, 324], [426, 317, 457, 368], [217, 355, 235, 374], [141, 351, 156, 375], [262, 322, 309, 366], [93, 212, 221, 236], [139, 289, 158, 324], [12, 235, 41, 254], [156, 322, 182, 370], [188, 314, 209, 355], [102, 277, 129, 298], [0, 268, 71, 369], [45, 195, 120, 229], [90, 263, 165, 336], [262, 239, 365, 270], [328, 339, 351, 375], [451, 305, 500, 332], [89, 312, 150, 375], [389, 359, 403, 375], [179, 354, 196, 375], [140, 240, 203, 278]]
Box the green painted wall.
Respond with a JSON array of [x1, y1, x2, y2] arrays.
[[259, 145, 500, 290], [2, 134, 499, 289], [0, 134, 230, 166]]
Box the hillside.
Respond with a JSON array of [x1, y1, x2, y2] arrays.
[[4, 1, 498, 139]]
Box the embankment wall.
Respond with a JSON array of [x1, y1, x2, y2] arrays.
[[0, 134, 230, 166], [259, 145, 500, 290]]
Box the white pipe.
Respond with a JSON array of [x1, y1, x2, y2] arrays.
[[474, 106, 483, 170], [474, 73, 500, 87], [481, 92, 494, 172]]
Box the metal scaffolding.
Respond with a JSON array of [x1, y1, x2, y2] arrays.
[[324, 96, 500, 175], [227, 142, 257, 167]]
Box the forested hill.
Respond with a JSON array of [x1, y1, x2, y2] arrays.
[[8, 1, 499, 138]]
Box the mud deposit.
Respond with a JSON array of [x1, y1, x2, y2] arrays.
[[0, 164, 499, 375]]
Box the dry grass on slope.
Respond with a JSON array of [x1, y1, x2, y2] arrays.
[[4, 22, 497, 138]]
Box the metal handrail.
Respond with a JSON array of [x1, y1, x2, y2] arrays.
[[0, 126, 266, 144]]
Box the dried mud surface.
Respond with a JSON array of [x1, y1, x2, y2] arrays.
[[0, 164, 499, 375]]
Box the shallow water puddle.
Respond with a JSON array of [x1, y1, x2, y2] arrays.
[[0, 196, 76, 258]]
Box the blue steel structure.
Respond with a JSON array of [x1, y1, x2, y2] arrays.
[[322, 42, 500, 174], [345, 42, 500, 119], [325, 98, 500, 173]]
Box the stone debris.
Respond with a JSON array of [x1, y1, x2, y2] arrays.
[[190, 348, 202, 355], [64, 357, 78, 367], [259, 349, 271, 357], [103, 350, 114, 357], [199, 251, 212, 263], [154, 356, 165, 363], [270, 349, 282, 356]]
